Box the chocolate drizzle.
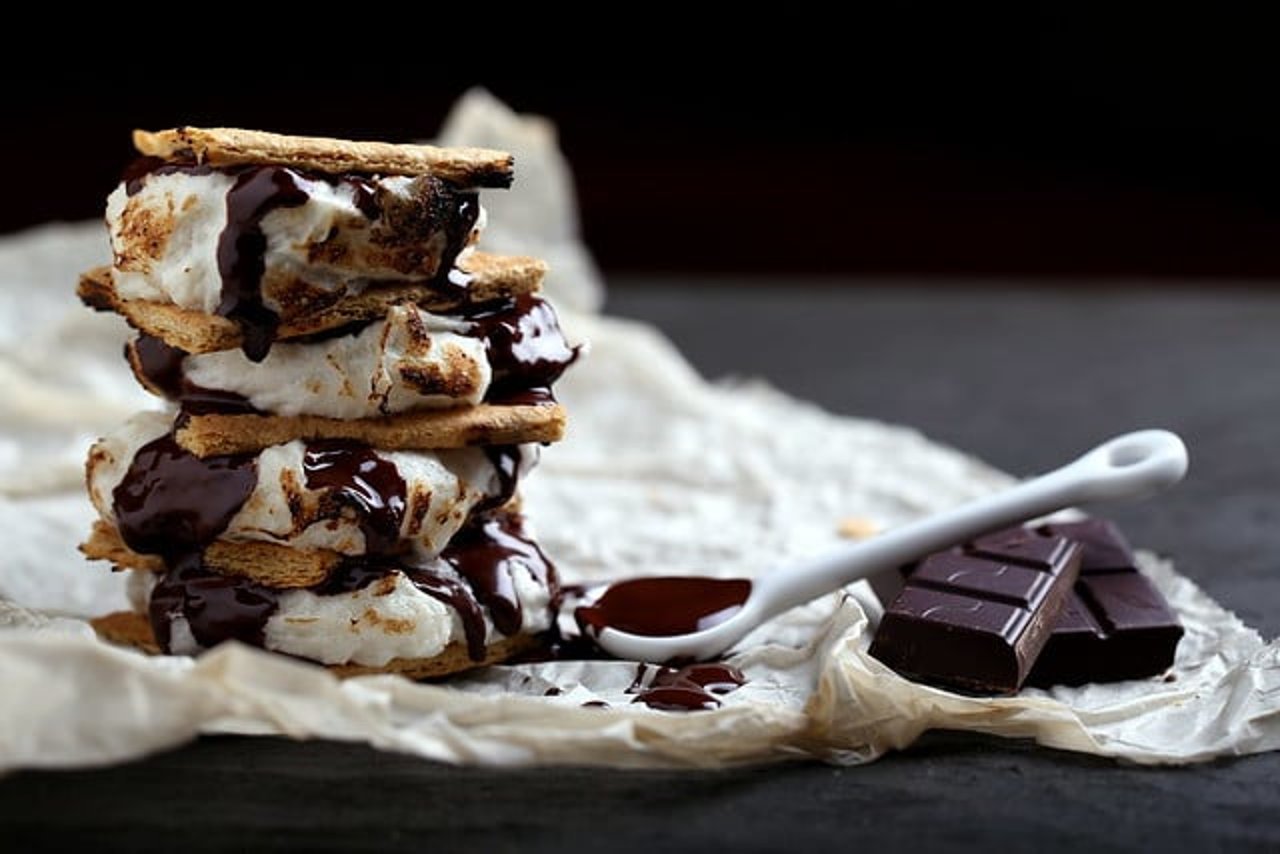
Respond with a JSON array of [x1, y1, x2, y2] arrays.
[[122, 157, 213, 196], [442, 513, 557, 638], [217, 167, 311, 362], [468, 296, 580, 403], [302, 440, 407, 556], [148, 554, 279, 650], [439, 193, 481, 275], [627, 662, 748, 712], [131, 335, 259, 415], [112, 434, 257, 559], [477, 445, 527, 513]]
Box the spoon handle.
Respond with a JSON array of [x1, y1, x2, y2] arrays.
[[751, 429, 1188, 621]]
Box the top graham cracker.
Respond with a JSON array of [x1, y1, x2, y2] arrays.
[[133, 126, 514, 188]]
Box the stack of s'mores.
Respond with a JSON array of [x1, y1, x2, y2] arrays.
[[79, 127, 578, 677]]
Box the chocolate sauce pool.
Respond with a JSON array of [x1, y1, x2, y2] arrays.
[[627, 662, 748, 712], [575, 577, 752, 638]]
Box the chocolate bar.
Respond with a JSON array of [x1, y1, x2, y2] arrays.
[[869, 530, 1081, 694], [1025, 519, 1183, 686]]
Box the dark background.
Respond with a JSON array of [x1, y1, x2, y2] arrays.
[[7, 13, 1280, 278]]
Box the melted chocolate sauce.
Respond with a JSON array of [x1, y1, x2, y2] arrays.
[[575, 577, 752, 638], [436, 192, 481, 277], [131, 335, 260, 415], [148, 553, 279, 650], [112, 434, 257, 558], [627, 662, 748, 712], [443, 513, 557, 638], [122, 157, 213, 196], [477, 445, 527, 514], [467, 296, 580, 403], [346, 177, 382, 220], [302, 440, 407, 556], [485, 386, 558, 407], [217, 167, 310, 362]]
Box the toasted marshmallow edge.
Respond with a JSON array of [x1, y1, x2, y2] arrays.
[[89, 411, 518, 560], [106, 170, 485, 314], [126, 557, 553, 667], [179, 304, 491, 419]]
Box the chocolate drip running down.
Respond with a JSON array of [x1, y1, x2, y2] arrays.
[[477, 445, 529, 514], [443, 513, 557, 638], [302, 440, 407, 556], [470, 296, 581, 404], [131, 335, 260, 415], [217, 168, 311, 362], [148, 554, 279, 650], [112, 434, 257, 559]]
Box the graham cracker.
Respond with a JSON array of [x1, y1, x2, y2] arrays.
[[77, 251, 547, 355], [90, 610, 542, 678], [174, 402, 566, 457], [81, 520, 338, 588], [134, 127, 514, 188], [74, 250, 545, 353]]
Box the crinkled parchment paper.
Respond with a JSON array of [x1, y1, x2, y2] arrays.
[[0, 91, 1276, 772]]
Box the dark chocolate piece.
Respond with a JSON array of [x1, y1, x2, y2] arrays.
[[1026, 519, 1183, 686], [869, 530, 1082, 694]]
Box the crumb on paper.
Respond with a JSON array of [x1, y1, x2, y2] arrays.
[[837, 517, 879, 539]]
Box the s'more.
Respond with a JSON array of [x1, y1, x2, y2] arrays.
[[80, 126, 580, 678]]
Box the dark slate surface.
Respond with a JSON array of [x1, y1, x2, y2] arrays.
[[3, 282, 1278, 852]]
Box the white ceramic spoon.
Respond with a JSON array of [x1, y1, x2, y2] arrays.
[[578, 429, 1189, 662]]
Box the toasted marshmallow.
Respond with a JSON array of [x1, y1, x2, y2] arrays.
[[88, 411, 527, 560], [106, 168, 482, 315], [178, 304, 491, 418], [125, 544, 553, 667]]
